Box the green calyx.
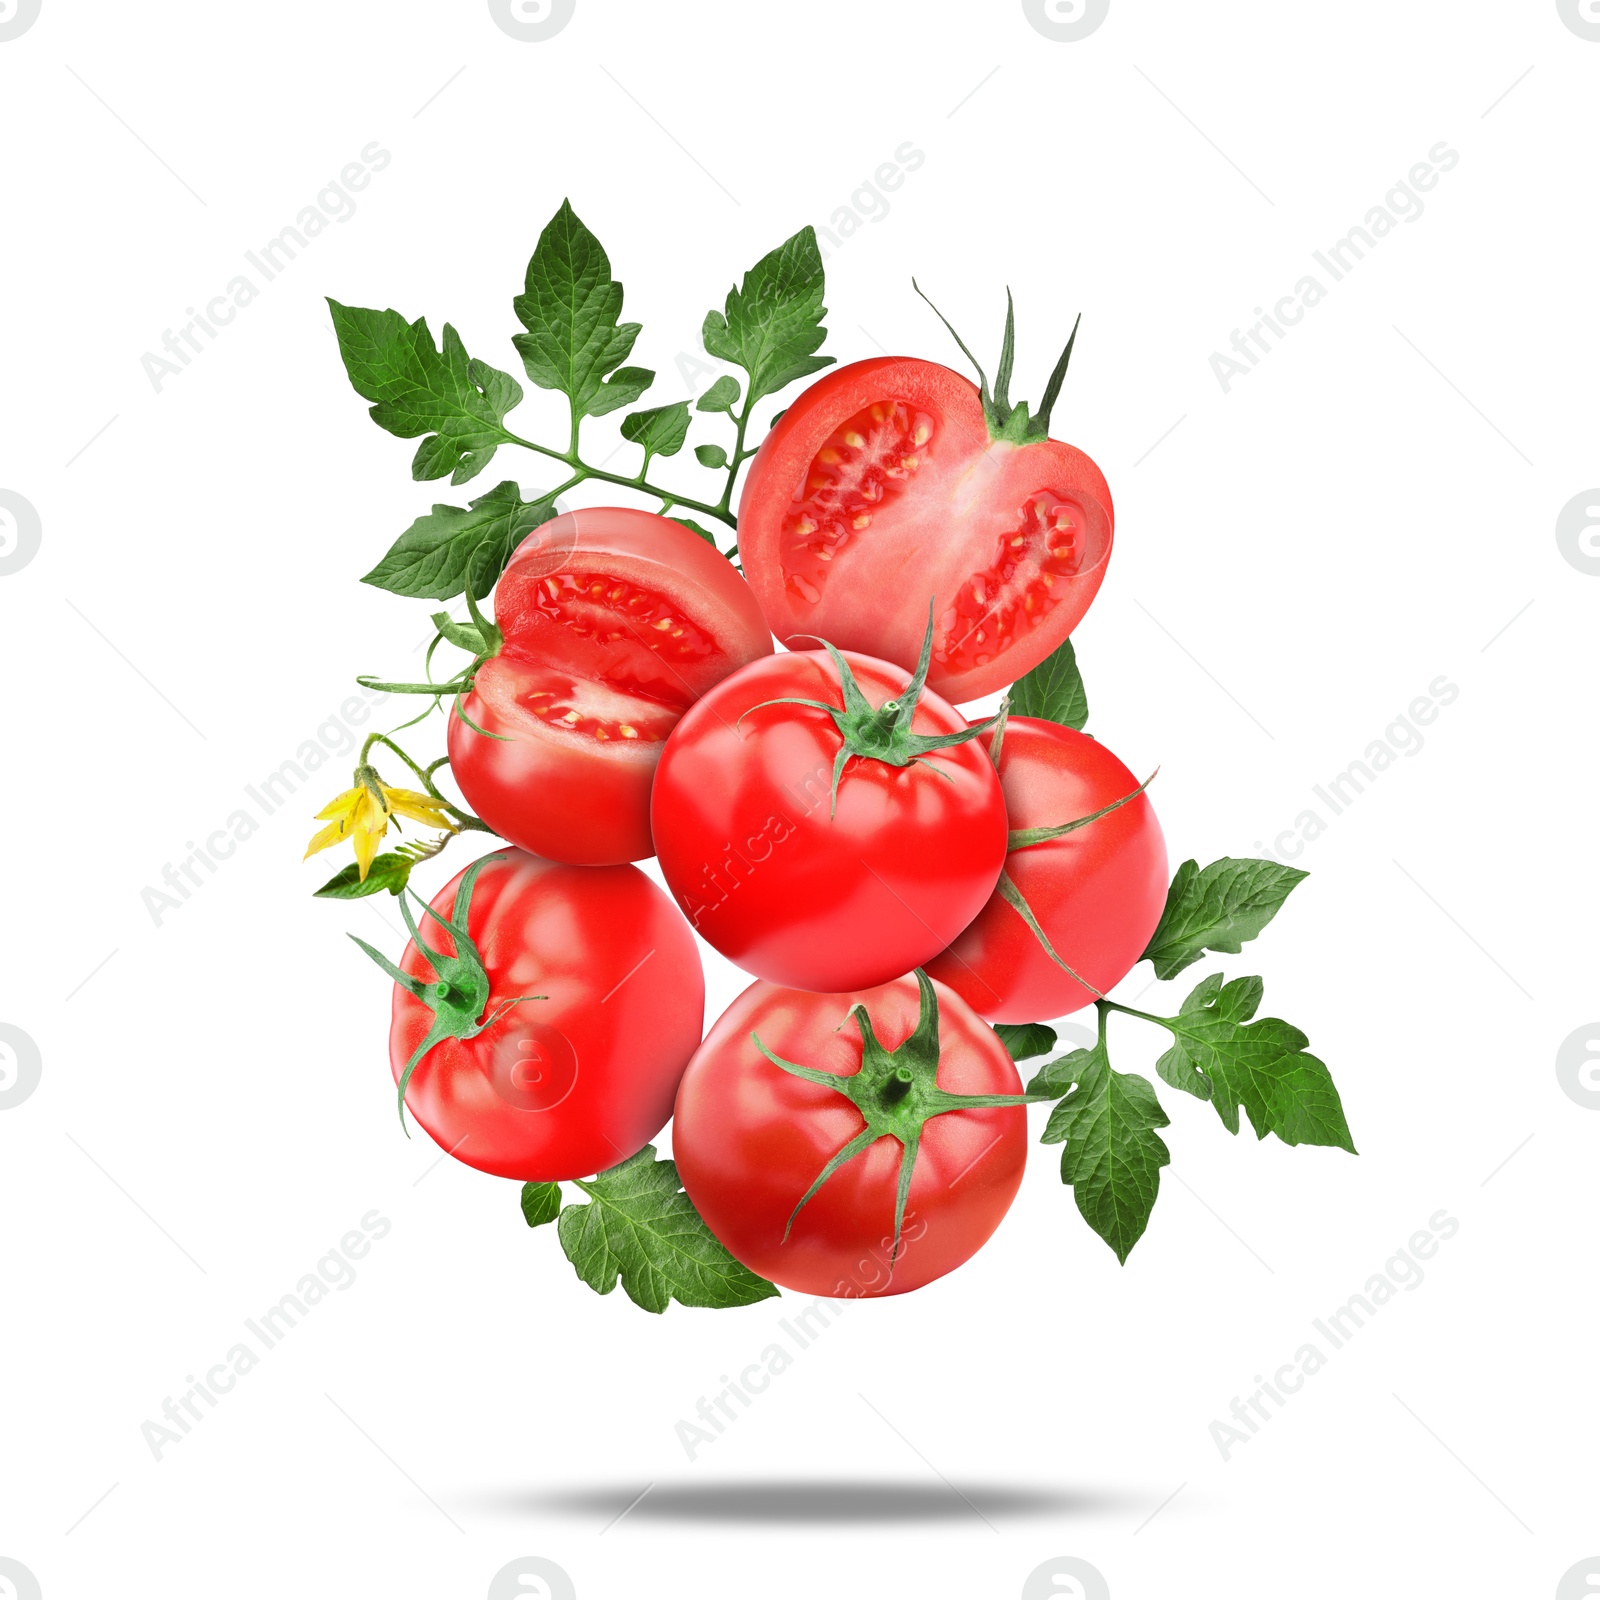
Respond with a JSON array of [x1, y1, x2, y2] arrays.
[[993, 770, 1160, 999], [913, 279, 1080, 445], [751, 969, 1050, 1266], [740, 603, 1001, 816], [349, 851, 544, 1134], [355, 580, 504, 707]]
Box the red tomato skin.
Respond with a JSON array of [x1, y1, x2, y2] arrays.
[[389, 849, 704, 1181], [673, 975, 1026, 1297], [927, 719, 1168, 1022], [650, 649, 1008, 992], [737, 357, 1112, 704], [448, 507, 771, 865]]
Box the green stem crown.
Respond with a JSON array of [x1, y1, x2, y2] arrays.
[[752, 970, 1051, 1266], [740, 602, 1002, 815], [349, 852, 544, 1133]]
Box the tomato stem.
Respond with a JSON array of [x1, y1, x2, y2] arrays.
[[500, 428, 740, 531]]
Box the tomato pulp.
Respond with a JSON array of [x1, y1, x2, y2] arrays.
[[650, 646, 1007, 992], [449, 508, 771, 864], [737, 358, 1111, 703], [388, 848, 704, 1181], [927, 719, 1167, 1022], [673, 973, 1029, 1297]]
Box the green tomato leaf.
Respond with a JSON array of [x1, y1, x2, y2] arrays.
[[995, 1022, 1056, 1062], [695, 442, 728, 469], [1154, 973, 1356, 1151], [1040, 1034, 1170, 1264], [1010, 637, 1088, 730], [620, 401, 691, 462], [327, 300, 523, 485], [556, 1146, 780, 1313], [1143, 857, 1310, 981], [695, 374, 741, 413], [702, 226, 834, 407], [668, 516, 720, 547], [512, 200, 654, 420], [361, 482, 556, 600], [313, 853, 412, 899], [520, 1181, 562, 1229], [1026, 1046, 1092, 1099]]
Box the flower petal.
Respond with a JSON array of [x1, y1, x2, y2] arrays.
[[351, 806, 388, 881], [313, 785, 364, 823], [303, 819, 350, 860], [384, 787, 454, 828]]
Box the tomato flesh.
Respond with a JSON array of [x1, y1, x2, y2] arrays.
[[739, 357, 1112, 703], [449, 509, 771, 864]]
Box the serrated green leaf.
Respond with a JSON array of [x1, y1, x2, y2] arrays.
[[668, 516, 720, 547], [1026, 1046, 1092, 1099], [1010, 637, 1089, 730], [702, 226, 834, 406], [361, 482, 554, 600], [520, 1181, 562, 1228], [1041, 1040, 1170, 1264], [695, 374, 741, 413], [556, 1146, 779, 1313], [1153, 973, 1355, 1151], [512, 200, 654, 420], [620, 401, 691, 462], [328, 300, 522, 485], [695, 442, 728, 469], [313, 853, 412, 899], [1143, 857, 1310, 981], [995, 1022, 1057, 1062]]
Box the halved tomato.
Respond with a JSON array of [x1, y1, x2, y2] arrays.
[[448, 508, 771, 864], [737, 355, 1112, 703]]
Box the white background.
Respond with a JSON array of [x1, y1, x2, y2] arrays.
[[1, 2, 1596, 1597]]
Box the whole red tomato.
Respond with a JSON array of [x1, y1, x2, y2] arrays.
[[737, 348, 1111, 704], [449, 507, 771, 865], [650, 640, 1007, 992], [378, 848, 703, 1181], [927, 718, 1167, 1022], [673, 971, 1031, 1297]]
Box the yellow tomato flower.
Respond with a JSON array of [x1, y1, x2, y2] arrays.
[[304, 766, 454, 880]]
